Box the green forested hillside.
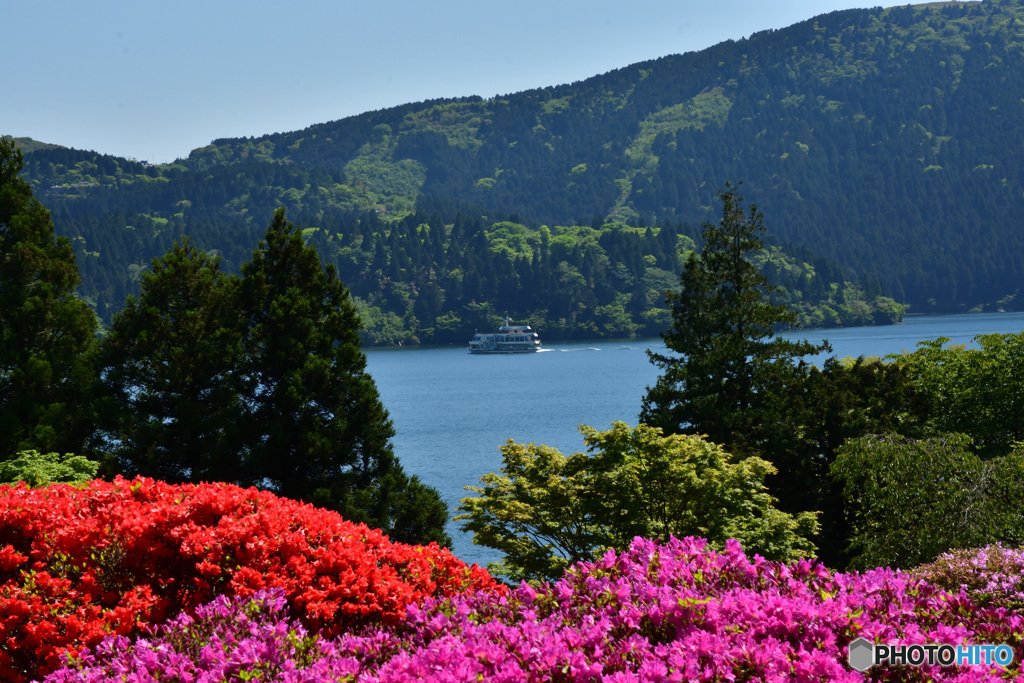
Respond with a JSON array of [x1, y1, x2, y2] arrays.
[[17, 0, 1024, 341]]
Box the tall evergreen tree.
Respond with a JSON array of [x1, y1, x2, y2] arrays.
[[96, 238, 242, 481], [236, 208, 450, 545], [640, 184, 828, 453], [0, 137, 97, 457], [638, 185, 931, 568]]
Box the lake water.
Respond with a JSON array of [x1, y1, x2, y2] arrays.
[[365, 311, 1024, 568]]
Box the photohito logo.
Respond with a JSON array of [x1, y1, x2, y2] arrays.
[[847, 638, 1015, 672]]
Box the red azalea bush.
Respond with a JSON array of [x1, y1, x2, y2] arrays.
[[0, 477, 501, 683]]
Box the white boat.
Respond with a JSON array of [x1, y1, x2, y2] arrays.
[[468, 318, 542, 354]]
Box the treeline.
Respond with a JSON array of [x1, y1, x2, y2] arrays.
[[17, 2, 1024, 319], [17, 145, 904, 343], [313, 210, 904, 345], [180, 0, 1023, 315], [70, 204, 907, 345]]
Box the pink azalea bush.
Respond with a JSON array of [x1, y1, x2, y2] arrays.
[[47, 536, 1024, 682], [914, 544, 1024, 611]]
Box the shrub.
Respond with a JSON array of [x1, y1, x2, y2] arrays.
[[0, 477, 500, 682], [913, 544, 1024, 611], [458, 423, 818, 583], [0, 450, 98, 487], [45, 590, 361, 683], [49, 536, 1024, 682]]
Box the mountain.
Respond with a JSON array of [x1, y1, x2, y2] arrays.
[[15, 0, 1024, 342]]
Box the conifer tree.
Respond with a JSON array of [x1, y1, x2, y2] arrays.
[[0, 137, 97, 457], [236, 208, 450, 545], [96, 238, 242, 481], [641, 186, 931, 569], [640, 184, 828, 453]]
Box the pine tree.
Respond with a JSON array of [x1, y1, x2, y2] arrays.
[[0, 137, 97, 457], [236, 208, 451, 545], [640, 184, 829, 453], [96, 238, 242, 481]]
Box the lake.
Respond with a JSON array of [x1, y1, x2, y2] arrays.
[[365, 311, 1024, 568]]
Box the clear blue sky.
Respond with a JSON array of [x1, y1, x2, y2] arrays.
[[6, 0, 883, 164]]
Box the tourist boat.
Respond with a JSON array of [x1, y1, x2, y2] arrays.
[[468, 318, 542, 354]]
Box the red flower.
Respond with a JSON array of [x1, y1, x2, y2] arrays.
[[0, 477, 502, 683]]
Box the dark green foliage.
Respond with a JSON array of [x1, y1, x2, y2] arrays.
[[235, 209, 451, 545], [773, 356, 926, 568], [640, 185, 928, 569], [96, 238, 242, 482], [0, 137, 97, 457], [831, 433, 1024, 570], [23, 0, 1024, 322], [93, 211, 451, 546], [640, 184, 828, 450], [18, 151, 900, 344]]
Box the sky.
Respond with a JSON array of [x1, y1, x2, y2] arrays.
[[6, 0, 885, 165]]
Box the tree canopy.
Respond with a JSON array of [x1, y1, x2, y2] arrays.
[[892, 333, 1024, 458], [640, 184, 828, 451], [457, 422, 818, 583], [0, 136, 97, 457], [234, 208, 450, 544], [94, 208, 451, 546], [98, 237, 241, 481], [831, 433, 1024, 570]]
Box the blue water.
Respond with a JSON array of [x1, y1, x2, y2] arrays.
[[365, 312, 1024, 568]]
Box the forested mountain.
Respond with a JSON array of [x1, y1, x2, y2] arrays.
[[15, 0, 1024, 342]]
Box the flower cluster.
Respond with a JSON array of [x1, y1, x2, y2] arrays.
[[0, 478, 500, 683], [48, 536, 1024, 682], [914, 544, 1024, 611], [45, 590, 363, 683]]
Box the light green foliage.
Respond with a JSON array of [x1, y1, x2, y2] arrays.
[[457, 422, 818, 583], [577, 423, 819, 561], [594, 295, 639, 337], [487, 221, 537, 260], [342, 134, 428, 211], [830, 433, 1024, 570], [0, 450, 98, 486], [457, 439, 596, 583], [401, 101, 489, 150], [626, 87, 733, 162], [891, 333, 1024, 457], [353, 300, 417, 347]]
